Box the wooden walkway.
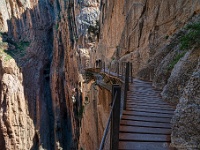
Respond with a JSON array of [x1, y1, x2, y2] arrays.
[[119, 79, 176, 150]]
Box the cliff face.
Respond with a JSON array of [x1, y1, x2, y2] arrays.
[[50, 0, 80, 149], [171, 60, 200, 149], [96, 0, 200, 149], [0, 0, 79, 149], [1, 0, 200, 149], [75, 0, 100, 70], [78, 80, 111, 150], [0, 0, 102, 149], [0, 59, 35, 150], [96, 0, 200, 71], [0, 0, 54, 149]]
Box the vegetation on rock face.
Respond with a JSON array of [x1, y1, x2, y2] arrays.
[[168, 51, 187, 70], [168, 21, 200, 70], [0, 32, 30, 61], [15, 41, 30, 51], [6, 41, 30, 60], [165, 35, 169, 39], [88, 20, 100, 38], [180, 22, 200, 50], [0, 32, 11, 61], [0, 41, 11, 61]]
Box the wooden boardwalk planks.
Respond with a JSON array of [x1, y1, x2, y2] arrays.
[[119, 79, 176, 150], [119, 141, 174, 150]]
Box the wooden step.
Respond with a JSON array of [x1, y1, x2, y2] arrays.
[[127, 102, 172, 107], [123, 110, 173, 118], [126, 108, 174, 115], [128, 96, 162, 98], [126, 105, 174, 111], [117, 78, 176, 149], [119, 141, 174, 150], [121, 115, 171, 123], [126, 104, 174, 110], [127, 98, 165, 101], [119, 133, 171, 142], [120, 120, 171, 129], [120, 125, 171, 134], [126, 100, 169, 105]]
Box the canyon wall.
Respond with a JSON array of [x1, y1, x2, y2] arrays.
[[75, 0, 100, 70], [0, 0, 80, 149], [0, 0, 103, 149], [78, 80, 111, 150], [0, 0, 54, 149], [1, 0, 199, 149], [95, 0, 200, 149]]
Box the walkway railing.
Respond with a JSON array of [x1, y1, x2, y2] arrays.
[[102, 61, 133, 82], [98, 62, 132, 150], [99, 85, 121, 150]]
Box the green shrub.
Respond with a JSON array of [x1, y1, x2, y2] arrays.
[[16, 41, 30, 51], [0, 40, 11, 61], [0, 40, 30, 61], [180, 22, 200, 50], [168, 51, 186, 70]]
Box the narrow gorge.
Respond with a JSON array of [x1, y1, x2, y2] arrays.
[[0, 0, 200, 150]]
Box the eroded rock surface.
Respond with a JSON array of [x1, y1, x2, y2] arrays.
[[0, 0, 79, 149], [95, 0, 200, 149], [1, 0, 200, 149], [0, 59, 35, 150], [171, 60, 200, 149], [78, 80, 111, 150]]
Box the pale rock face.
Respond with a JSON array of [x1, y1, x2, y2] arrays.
[[83, 0, 99, 7], [77, 6, 100, 36], [78, 48, 90, 69], [78, 81, 111, 150], [75, 0, 100, 71], [0, 0, 56, 149], [0, 59, 35, 150], [0, 0, 31, 32], [76, 0, 100, 36]]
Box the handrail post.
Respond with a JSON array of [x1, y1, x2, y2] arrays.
[[110, 85, 121, 150], [124, 62, 129, 110], [123, 62, 126, 80], [121, 63, 124, 78], [131, 62, 133, 83], [117, 62, 119, 78], [126, 62, 130, 90], [109, 62, 111, 75], [104, 61, 105, 73]]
